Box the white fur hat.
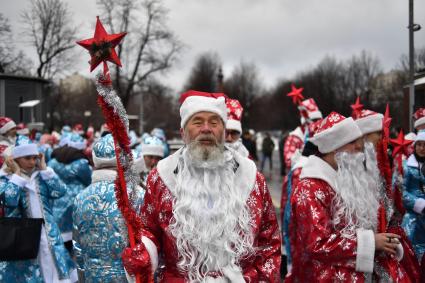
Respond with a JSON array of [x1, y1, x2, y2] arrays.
[[354, 109, 384, 135], [310, 112, 363, 154], [179, 90, 227, 128]]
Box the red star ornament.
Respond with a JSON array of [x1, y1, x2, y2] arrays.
[[77, 16, 127, 72], [390, 130, 413, 157], [350, 96, 364, 118], [287, 84, 304, 105]]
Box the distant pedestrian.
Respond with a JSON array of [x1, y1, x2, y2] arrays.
[[261, 132, 275, 173]]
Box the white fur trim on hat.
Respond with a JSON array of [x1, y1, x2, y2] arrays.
[[308, 110, 323, 120], [415, 131, 425, 143], [180, 96, 227, 128], [92, 152, 117, 169], [142, 144, 164, 158], [0, 120, 16, 135], [12, 144, 39, 158], [311, 117, 363, 154], [226, 119, 242, 133], [17, 128, 30, 135], [414, 117, 425, 129], [355, 113, 384, 135]]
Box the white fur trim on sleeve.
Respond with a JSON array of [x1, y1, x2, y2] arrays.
[[355, 229, 375, 273], [9, 174, 27, 187], [142, 236, 158, 272], [413, 198, 425, 214], [395, 243, 404, 261], [39, 167, 56, 180]]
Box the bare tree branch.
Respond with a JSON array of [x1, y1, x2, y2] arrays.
[[21, 0, 77, 79]]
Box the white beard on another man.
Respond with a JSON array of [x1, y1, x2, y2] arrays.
[[332, 151, 380, 237], [169, 134, 254, 282]]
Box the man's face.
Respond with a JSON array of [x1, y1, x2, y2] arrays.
[[5, 127, 16, 138], [225, 129, 241, 143], [415, 141, 425, 158], [364, 131, 382, 148], [144, 155, 161, 170], [181, 111, 224, 146]]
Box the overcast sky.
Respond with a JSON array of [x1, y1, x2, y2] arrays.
[[3, 0, 425, 92]]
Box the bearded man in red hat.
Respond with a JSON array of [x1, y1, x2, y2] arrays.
[[122, 90, 281, 282], [287, 112, 408, 282], [354, 109, 420, 282]]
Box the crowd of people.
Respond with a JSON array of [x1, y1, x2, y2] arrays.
[[0, 87, 424, 282]]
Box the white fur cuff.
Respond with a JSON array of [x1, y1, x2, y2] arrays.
[[355, 229, 375, 273], [39, 167, 56, 180], [413, 198, 425, 214]]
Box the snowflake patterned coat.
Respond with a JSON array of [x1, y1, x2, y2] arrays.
[[139, 148, 281, 282], [286, 155, 410, 282], [402, 154, 425, 260], [283, 127, 305, 172], [48, 157, 92, 241], [0, 168, 76, 283], [72, 169, 145, 282]]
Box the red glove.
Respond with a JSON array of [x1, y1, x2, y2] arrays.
[[121, 243, 151, 276]]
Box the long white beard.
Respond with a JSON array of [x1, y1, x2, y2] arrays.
[[332, 151, 380, 237], [169, 145, 254, 282]]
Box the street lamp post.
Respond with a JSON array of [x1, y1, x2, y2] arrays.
[[408, 0, 422, 131]]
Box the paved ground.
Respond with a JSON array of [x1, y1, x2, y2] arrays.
[[255, 149, 284, 229]]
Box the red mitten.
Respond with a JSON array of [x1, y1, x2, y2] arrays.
[[121, 243, 151, 276]]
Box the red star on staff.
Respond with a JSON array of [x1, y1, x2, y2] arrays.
[[350, 96, 364, 118], [390, 130, 413, 157], [77, 16, 127, 72], [287, 84, 304, 105]]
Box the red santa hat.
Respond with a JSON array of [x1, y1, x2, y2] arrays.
[[179, 90, 227, 128], [73, 123, 84, 135], [299, 98, 323, 122], [226, 98, 243, 133], [353, 109, 384, 135], [413, 108, 425, 129], [0, 117, 16, 135], [16, 123, 30, 135], [311, 112, 363, 154]]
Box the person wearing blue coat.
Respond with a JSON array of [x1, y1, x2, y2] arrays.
[[73, 134, 145, 282], [0, 135, 77, 282], [402, 130, 425, 261], [48, 133, 91, 246]]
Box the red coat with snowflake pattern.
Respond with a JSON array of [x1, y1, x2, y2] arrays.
[[283, 128, 305, 172], [140, 168, 281, 282]]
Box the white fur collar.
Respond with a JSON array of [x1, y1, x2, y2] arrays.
[[406, 154, 420, 168], [157, 147, 257, 202], [293, 155, 309, 170], [289, 126, 305, 141], [91, 169, 117, 184], [300, 155, 337, 190]]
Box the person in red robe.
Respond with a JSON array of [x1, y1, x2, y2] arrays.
[[122, 90, 281, 282], [355, 109, 420, 282], [287, 112, 406, 282]]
